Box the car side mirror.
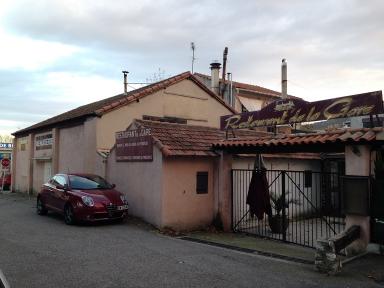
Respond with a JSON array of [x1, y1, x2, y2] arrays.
[[56, 184, 69, 191]]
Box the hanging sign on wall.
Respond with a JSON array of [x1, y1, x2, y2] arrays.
[[115, 128, 153, 162]]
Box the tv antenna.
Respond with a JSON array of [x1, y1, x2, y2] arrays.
[[190, 42, 196, 73]]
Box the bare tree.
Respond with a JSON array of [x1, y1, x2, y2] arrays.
[[145, 68, 167, 83], [0, 135, 13, 143]]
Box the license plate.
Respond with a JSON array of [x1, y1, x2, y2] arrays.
[[117, 205, 129, 211]]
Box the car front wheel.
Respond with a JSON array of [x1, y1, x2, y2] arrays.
[[64, 204, 76, 225], [36, 197, 48, 215]]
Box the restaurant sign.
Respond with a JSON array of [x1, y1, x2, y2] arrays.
[[115, 128, 153, 162], [35, 133, 53, 150], [221, 91, 383, 130]]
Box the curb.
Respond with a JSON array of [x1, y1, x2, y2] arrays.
[[180, 236, 314, 265]]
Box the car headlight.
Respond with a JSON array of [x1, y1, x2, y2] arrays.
[[81, 196, 94, 207], [120, 194, 128, 204]]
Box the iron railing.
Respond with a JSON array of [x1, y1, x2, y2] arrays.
[[232, 169, 345, 248]]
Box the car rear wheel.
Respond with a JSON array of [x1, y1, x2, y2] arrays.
[[64, 204, 76, 225], [36, 197, 48, 215]]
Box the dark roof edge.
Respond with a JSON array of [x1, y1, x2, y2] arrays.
[[12, 113, 95, 137]]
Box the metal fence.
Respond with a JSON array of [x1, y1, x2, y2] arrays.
[[232, 169, 345, 248]]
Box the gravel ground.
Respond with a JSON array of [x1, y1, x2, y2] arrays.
[[0, 193, 382, 288]]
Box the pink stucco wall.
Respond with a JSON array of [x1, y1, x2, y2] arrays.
[[345, 145, 372, 253], [13, 136, 30, 193], [216, 152, 233, 231], [58, 125, 85, 173], [106, 146, 163, 227], [106, 142, 216, 230], [162, 157, 215, 230]]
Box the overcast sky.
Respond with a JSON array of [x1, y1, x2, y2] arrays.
[[0, 0, 383, 135]]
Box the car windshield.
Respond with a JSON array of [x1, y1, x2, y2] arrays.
[[69, 175, 113, 190]]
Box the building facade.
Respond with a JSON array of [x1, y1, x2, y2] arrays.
[[106, 119, 320, 230], [12, 72, 236, 194]]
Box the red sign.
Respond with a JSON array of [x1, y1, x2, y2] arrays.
[[221, 91, 383, 130], [1, 158, 10, 168], [115, 128, 153, 162]]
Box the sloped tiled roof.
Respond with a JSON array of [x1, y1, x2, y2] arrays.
[[13, 72, 236, 136], [194, 72, 298, 99], [134, 119, 271, 157], [213, 127, 384, 151]]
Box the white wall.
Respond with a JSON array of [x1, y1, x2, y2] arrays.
[[232, 156, 322, 221]]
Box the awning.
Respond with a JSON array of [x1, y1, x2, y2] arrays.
[[237, 96, 262, 112]]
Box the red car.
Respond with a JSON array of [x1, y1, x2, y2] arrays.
[[37, 173, 129, 224]]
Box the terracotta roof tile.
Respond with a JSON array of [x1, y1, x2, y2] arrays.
[[134, 119, 270, 157], [213, 127, 384, 150], [362, 130, 376, 141]]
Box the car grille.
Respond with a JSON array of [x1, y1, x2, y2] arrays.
[[106, 204, 117, 215]]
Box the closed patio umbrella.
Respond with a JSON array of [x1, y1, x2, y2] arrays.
[[246, 154, 272, 220]]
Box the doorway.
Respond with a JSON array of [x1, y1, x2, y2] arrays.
[[43, 161, 52, 184]]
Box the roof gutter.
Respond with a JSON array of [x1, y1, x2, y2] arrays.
[[12, 113, 96, 137]]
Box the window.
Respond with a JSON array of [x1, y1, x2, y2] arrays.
[[267, 126, 276, 133], [304, 170, 312, 188], [343, 121, 351, 128], [53, 175, 67, 187], [196, 172, 208, 194], [69, 175, 113, 190], [18, 137, 28, 151]]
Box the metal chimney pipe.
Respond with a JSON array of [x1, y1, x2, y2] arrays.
[[210, 61, 221, 96], [122, 70, 129, 94], [281, 59, 287, 99], [221, 47, 228, 96], [227, 72, 233, 107]]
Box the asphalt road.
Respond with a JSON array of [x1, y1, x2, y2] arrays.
[[0, 193, 382, 288]]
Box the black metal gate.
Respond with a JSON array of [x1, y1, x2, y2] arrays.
[[232, 169, 345, 248]]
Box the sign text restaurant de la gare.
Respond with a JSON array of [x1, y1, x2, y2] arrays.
[[221, 91, 383, 130]]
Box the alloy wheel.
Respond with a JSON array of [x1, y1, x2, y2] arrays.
[[64, 205, 75, 225], [36, 198, 47, 215]]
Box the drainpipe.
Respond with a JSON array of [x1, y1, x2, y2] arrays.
[[227, 72, 233, 107]]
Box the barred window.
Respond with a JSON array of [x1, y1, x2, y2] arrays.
[[196, 172, 208, 194]]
